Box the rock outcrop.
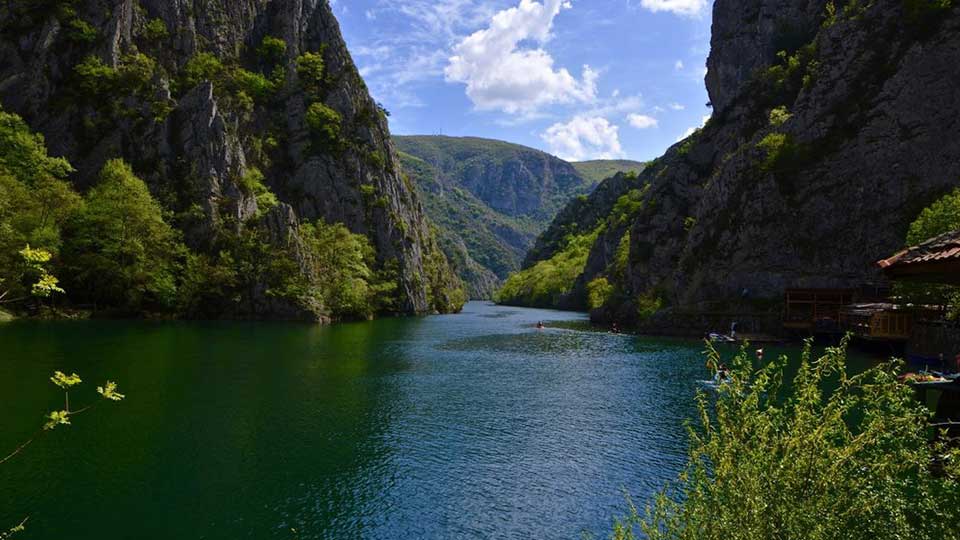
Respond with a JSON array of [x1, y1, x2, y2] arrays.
[[0, 0, 464, 319], [525, 0, 960, 328]]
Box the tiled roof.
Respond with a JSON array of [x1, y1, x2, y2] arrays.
[[877, 229, 960, 269]]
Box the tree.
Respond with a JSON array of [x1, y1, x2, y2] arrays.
[[299, 220, 378, 319], [613, 339, 960, 540], [897, 188, 960, 315], [0, 107, 80, 306], [62, 159, 182, 311]]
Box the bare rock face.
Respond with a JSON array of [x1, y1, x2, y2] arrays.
[[0, 0, 464, 319], [707, 0, 831, 114], [527, 0, 960, 327]]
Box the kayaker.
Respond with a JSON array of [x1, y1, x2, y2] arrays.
[[536, 321, 545, 330]]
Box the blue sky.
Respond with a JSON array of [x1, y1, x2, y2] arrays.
[[331, 0, 714, 162]]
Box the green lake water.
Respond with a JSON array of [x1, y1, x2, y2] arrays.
[[0, 302, 882, 539]]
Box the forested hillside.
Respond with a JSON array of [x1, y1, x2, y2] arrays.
[[395, 135, 644, 298], [0, 0, 465, 321]]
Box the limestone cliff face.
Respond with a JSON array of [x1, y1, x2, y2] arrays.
[[527, 0, 960, 326], [0, 0, 463, 319]]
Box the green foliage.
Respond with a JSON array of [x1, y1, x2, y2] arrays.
[[907, 188, 960, 245], [613, 231, 630, 278], [0, 109, 74, 184], [182, 52, 278, 113], [183, 52, 224, 88], [768, 106, 792, 127], [258, 36, 288, 63], [74, 55, 119, 96], [296, 52, 326, 95], [615, 339, 960, 540], [238, 167, 278, 216], [635, 291, 663, 321], [608, 185, 651, 227], [756, 132, 804, 173], [19, 245, 64, 298], [144, 17, 168, 40], [0, 107, 79, 304], [896, 188, 960, 313], [74, 54, 157, 98], [305, 102, 342, 146], [496, 226, 601, 307], [50, 370, 81, 389], [3, 369, 125, 536], [66, 16, 98, 43], [298, 220, 380, 319], [62, 159, 183, 311], [587, 277, 614, 310]]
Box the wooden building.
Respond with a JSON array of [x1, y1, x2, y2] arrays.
[[877, 229, 960, 285]]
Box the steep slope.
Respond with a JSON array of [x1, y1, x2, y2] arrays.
[[519, 0, 960, 330], [572, 160, 648, 184], [0, 0, 464, 319], [395, 135, 604, 299]]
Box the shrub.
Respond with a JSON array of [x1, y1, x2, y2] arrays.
[[183, 52, 224, 88], [587, 277, 614, 310], [768, 106, 792, 127], [756, 132, 795, 172], [305, 102, 342, 145], [258, 36, 287, 62], [635, 291, 662, 321], [615, 339, 960, 540], [74, 55, 119, 96], [238, 168, 279, 216], [144, 17, 168, 40], [296, 52, 325, 94], [66, 17, 98, 43]]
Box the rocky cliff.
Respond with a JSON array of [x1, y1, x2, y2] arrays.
[[0, 0, 464, 319], [524, 0, 960, 328]]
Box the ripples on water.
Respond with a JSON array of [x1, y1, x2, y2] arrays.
[[0, 302, 719, 539]]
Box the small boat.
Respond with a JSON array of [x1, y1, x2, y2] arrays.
[[708, 333, 736, 343]]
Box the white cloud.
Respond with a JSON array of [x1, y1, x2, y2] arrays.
[[669, 102, 685, 111], [445, 0, 598, 114], [674, 60, 684, 70], [676, 114, 711, 142], [639, 0, 707, 17], [542, 116, 624, 161], [627, 113, 658, 129]]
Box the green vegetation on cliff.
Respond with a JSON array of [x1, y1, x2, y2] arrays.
[[495, 226, 601, 308], [0, 106, 442, 321]]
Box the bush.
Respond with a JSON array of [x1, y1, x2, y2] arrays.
[[237, 168, 279, 216], [296, 52, 325, 95], [768, 106, 792, 127], [587, 277, 614, 310], [258, 36, 287, 63], [144, 18, 168, 40], [305, 102, 342, 145], [74, 55, 119, 96], [756, 132, 801, 173], [615, 339, 960, 540], [183, 52, 224, 88]]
